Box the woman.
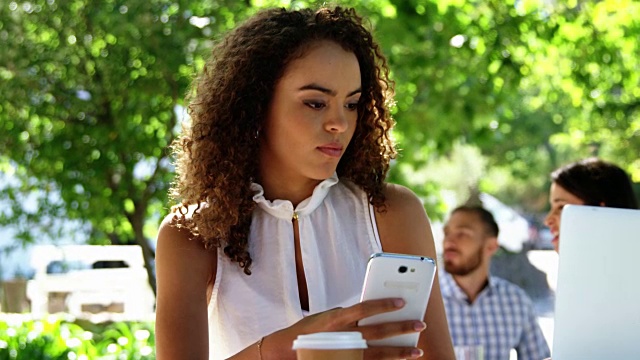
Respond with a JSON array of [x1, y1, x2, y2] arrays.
[[154, 6, 455, 360], [544, 157, 638, 252]]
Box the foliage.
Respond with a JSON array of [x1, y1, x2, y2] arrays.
[[1, 0, 638, 290], [0, 316, 155, 360], [0, 0, 253, 292], [374, 0, 640, 211]]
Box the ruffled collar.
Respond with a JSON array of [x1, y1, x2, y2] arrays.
[[251, 173, 339, 220]]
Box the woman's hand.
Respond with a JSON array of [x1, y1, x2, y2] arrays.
[[263, 298, 426, 360]]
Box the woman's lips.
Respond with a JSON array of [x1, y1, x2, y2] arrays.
[[317, 145, 342, 158]]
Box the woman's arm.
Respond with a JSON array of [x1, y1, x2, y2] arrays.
[[155, 213, 217, 360], [375, 183, 456, 360]]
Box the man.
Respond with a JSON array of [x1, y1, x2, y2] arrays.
[[440, 205, 550, 360]]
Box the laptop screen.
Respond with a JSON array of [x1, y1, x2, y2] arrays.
[[552, 205, 640, 360]]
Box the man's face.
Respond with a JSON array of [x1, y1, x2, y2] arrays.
[[442, 211, 494, 276]]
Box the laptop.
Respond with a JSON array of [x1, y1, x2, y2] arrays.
[[552, 205, 640, 360]]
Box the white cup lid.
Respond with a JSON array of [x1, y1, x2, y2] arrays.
[[292, 331, 368, 350]]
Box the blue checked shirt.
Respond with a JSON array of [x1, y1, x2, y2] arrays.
[[440, 272, 550, 360]]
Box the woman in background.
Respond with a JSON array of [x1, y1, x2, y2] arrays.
[[544, 157, 638, 252]]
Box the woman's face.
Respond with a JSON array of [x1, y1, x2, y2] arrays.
[[259, 40, 361, 186], [544, 182, 585, 252]]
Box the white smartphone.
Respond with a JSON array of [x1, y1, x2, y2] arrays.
[[358, 252, 437, 347]]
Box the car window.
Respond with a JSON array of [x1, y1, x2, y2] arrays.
[[46, 260, 90, 274]]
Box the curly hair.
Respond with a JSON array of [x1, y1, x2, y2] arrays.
[[169, 6, 397, 274]]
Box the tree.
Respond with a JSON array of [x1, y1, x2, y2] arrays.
[[0, 0, 252, 293]]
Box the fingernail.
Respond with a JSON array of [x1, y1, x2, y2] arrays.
[[393, 298, 405, 307], [411, 348, 424, 358], [414, 321, 426, 331]]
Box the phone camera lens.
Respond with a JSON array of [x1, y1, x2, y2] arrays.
[[398, 266, 408, 273]]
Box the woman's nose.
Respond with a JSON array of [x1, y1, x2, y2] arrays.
[[543, 212, 554, 228], [325, 108, 348, 133]]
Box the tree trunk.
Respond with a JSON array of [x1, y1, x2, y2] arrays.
[[131, 207, 157, 297]]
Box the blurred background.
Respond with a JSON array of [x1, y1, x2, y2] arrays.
[[1, 0, 639, 358]]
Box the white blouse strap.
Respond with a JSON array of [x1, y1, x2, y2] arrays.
[[368, 200, 383, 252]]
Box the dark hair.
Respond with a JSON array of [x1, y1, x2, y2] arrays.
[[169, 6, 396, 274], [551, 158, 638, 209], [452, 206, 499, 238]]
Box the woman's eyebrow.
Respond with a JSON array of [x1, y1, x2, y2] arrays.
[[347, 88, 362, 97], [298, 83, 335, 95], [298, 83, 361, 97]]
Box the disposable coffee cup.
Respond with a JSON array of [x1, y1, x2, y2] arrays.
[[292, 331, 367, 360]]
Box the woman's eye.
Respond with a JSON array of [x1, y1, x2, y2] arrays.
[[304, 101, 326, 109], [345, 102, 359, 111]]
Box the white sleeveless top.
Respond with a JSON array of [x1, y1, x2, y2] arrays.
[[207, 174, 383, 359]]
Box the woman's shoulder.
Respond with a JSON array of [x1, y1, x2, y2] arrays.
[[338, 179, 426, 224], [376, 183, 434, 254], [156, 205, 217, 300], [380, 183, 426, 218], [156, 204, 216, 260]]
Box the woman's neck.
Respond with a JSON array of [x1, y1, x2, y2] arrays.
[[257, 171, 321, 208]]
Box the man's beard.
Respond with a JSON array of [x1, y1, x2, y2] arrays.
[[444, 247, 483, 276]]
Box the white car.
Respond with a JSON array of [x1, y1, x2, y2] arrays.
[[26, 244, 155, 320]]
